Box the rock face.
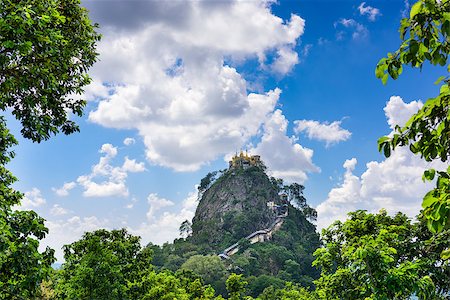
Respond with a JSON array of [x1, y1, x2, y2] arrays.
[[191, 166, 281, 251]]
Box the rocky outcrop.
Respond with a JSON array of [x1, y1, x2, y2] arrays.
[[190, 166, 281, 251]]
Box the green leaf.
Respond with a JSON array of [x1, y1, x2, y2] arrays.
[[434, 76, 446, 85], [383, 144, 391, 157], [382, 74, 389, 85], [441, 248, 450, 260], [422, 191, 438, 208], [375, 66, 384, 78], [422, 169, 435, 181], [410, 1, 423, 19]]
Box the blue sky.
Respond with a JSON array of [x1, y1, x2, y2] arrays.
[[8, 0, 447, 261]]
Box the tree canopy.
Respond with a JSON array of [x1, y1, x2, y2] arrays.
[[0, 0, 100, 297], [0, 0, 100, 142], [313, 210, 449, 299], [0, 117, 55, 299], [55, 229, 153, 299], [376, 0, 450, 236]]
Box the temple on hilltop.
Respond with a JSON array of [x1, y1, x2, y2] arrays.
[[229, 151, 263, 169]]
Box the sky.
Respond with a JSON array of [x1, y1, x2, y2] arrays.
[[7, 0, 448, 261]]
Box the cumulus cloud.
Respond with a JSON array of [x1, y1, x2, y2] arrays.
[[358, 2, 382, 21], [123, 137, 135, 146], [271, 46, 299, 74], [85, 1, 305, 171], [76, 143, 145, 197], [122, 157, 146, 173], [335, 18, 368, 40], [294, 119, 351, 146], [52, 182, 76, 197], [50, 204, 69, 216], [251, 110, 320, 183], [17, 188, 46, 210], [316, 96, 445, 230], [131, 189, 199, 246], [146, 193, 174, 221], [384, 95, 422, 130]]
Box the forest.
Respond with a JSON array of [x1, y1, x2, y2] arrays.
[[1, 0, 449, 299]]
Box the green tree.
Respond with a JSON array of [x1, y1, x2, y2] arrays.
[[0, 0, 100, 297], [181, 255, 227, 285], [375, 0, 450, 236], [0, 118, 55, 299], [1, 0, 101, 142], [179, 219, 193, 238], [257, 282, 316, 300], [226, 274, 248, 300], [313, 210, 445, 299], [128, 270, 218, 300], [55, 229, 152, 300]]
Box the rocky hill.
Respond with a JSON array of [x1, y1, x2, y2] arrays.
[[148, 154, 320, 295], [191, 165, 281, 251]]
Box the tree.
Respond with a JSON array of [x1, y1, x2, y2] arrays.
[[179, 219, 192, 238], [257, 282, 316, 300], [0, 0, 100, 296], [313, 210, 446, 299], [225, 274, 248, 300], [198, 171, 218, 194], [128, 270, 219, 300], [285, 183, 317, 221], [0, 0, 101, 142], [0, 118, 55, 299], [55, 229, 153, 300], [375, 0, 450, 236], [180, 255, 227, 285]]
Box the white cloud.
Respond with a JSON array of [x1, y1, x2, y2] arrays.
[[50, 204, 69, 216], [52, 181, 76, 197], [86, 1, 305, 172], [301, 44, 313, 59], [316, 96, 445, 230], [17, 188, 46, 210], [146, 193, 174, 221], [358, 2, 382, 21], [100, 143, 117, 157], [251, 109, 320, 183], [271, 46, 299, 74], [131, 189, 199, 246], [122, 156, 146, 172], [384, 95, 422, 130], [335, 18, 368, 40], [123, 137, 135, 146], [76, 143, 145, 197], [125, 197, 138, 209], [294, 119, 351, 146]]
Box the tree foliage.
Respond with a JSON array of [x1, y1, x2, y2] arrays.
[[1, 0, 100, 296], [375, 0, 450, 234], [180, 219, 193, 238], [55, 229, 152, 299], [313, 210, 448, 299], [0, 0, 101, 142], [0, 117, 55, 299], [181, 255, 227, 285]]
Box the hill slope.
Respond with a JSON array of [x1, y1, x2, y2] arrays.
[[191, 166, 281, 251]]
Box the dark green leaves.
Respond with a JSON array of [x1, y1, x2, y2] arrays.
[[313, 211, 447, 299], [0, 0, 101, 142]]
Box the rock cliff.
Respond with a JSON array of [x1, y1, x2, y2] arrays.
[[191, 165, 283, 252]]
